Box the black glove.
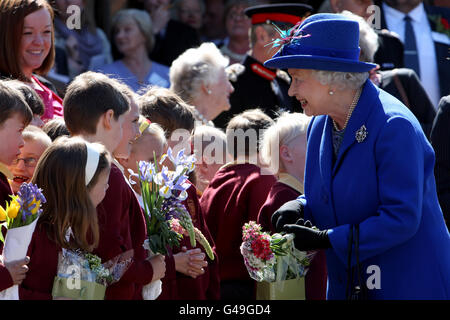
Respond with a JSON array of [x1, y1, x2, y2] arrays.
[[283, 219, 331, 251], [271, 200, 304, 233]]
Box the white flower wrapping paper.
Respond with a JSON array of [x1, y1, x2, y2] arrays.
[[0, 218, 39, 300], [142, 239, 162, 300]]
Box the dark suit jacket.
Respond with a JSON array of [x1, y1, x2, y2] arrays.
[[430, 95, 450, 230], [150, 19, 201, 67], [378, 68, 436, 138], [374, 29, 404, 70], [375, 1, 450, 98]]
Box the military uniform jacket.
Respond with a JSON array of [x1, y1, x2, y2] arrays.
[[213, 55, 302, 129], [301, 80, 450, 299]]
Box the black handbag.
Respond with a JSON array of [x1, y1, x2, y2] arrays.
[[346, 225, 368, 300]]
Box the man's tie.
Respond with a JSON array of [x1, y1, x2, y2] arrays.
[[404, 15, 420, 78]]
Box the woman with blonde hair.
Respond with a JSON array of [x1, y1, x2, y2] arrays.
[[97, 9, 170, 92]]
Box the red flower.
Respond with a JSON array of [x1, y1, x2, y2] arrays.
[[251, 237, 272, 261], [441, 17, 450, 30]]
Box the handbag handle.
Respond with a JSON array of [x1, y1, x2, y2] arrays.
[[345, 225, 354, 299], [354, 225, 363, 293]]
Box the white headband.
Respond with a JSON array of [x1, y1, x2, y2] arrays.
[[85, 142, 100, 186]]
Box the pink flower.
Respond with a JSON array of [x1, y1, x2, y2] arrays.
[[169, 218, 186, 235]]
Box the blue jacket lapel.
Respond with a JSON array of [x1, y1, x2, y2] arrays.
[[319, 116, 333, 195], [332, 80, 378, 177]]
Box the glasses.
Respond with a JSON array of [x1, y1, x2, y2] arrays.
[[11, 157, 38, 167]]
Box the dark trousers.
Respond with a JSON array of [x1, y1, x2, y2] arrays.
[[220, 280, 255, 300]]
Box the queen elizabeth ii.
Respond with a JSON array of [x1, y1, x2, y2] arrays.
[[268, 13, 450, 299]]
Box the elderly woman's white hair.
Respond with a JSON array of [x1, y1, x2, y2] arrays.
[[309, 10, 378, 91], [170, 42, 230, 103], [112, 9, 155, 54], [260, 112, 311, 170]]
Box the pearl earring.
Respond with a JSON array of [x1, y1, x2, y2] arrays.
[[329, 90, 334, 95], [207, 90, 212, 95]]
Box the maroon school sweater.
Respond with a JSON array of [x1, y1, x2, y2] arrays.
[[200, 163, 276, 282], [19, 223, 60, 300], [257, 176, 328, 300], [158, 182, 220, 300], [94, 164, 153, 299]]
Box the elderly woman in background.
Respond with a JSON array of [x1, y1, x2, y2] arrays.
[[170, 42, 234, 126], [0, 0, 63, 122], [96, 9, 170, 92], [268, 13, 450, 299], [258, 112, 327, 301]]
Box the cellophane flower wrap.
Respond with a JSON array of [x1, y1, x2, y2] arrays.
[[52, 248, 133, 300], [129, 147, 214, 300], [0, 183, 46, 300], [240, 221, 315, 283]]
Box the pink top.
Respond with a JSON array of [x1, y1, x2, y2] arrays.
[[31, 75, 64, 122]]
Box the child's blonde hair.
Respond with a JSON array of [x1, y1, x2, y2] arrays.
[[260, 112, 311, 171]]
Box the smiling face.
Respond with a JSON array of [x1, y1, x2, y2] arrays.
[[114, 16, 147, 55], [8, 138, 48, 194], [0, 113, 26, 165], [206, 67, 235, 118], [113, 98, 140, 159], [287, 69, 330, 117], [20, 8, 53, 78]]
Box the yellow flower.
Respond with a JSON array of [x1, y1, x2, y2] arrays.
[[7, 200, 20, 219], [0, 206, 6, 221], [30, 199, 40, 215]]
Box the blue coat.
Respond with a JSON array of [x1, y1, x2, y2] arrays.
[[301, 80, 450, 299]]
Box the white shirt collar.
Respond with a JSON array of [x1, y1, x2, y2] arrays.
[[383, 2, 426, 24]]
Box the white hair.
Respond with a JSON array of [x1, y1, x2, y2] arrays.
[[170, 42, 230, 103], [260, 112, 311, 170], [340, 10, 379, 62]]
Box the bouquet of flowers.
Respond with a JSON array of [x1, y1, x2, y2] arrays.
[[240, 221, 315, 299], [0, 183, 46, 300], [52, 248, 134, 300], [129, 147, 214, 300]]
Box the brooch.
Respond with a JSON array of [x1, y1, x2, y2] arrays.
[[355, 125, 368, 143]]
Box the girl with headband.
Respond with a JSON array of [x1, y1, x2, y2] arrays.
[[18, 137, 111, 299]]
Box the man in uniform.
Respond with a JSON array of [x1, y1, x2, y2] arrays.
[[213, 3, 313, 129]]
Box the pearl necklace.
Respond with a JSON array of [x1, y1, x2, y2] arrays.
[[332, 87, 362, 131], [192, 107, 211, 126]]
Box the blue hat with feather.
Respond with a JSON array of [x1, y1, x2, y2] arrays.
[[264, 13, 377, 73]]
